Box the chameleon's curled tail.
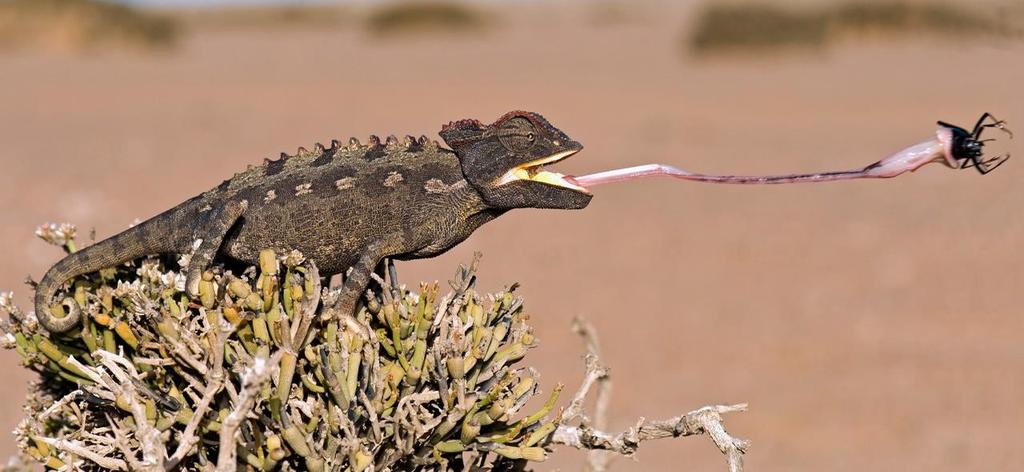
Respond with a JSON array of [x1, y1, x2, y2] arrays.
[[34, 209, 189, 333], [34, 257, 89, 333]]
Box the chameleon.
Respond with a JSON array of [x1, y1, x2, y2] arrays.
[[35, 111, 592, 333]]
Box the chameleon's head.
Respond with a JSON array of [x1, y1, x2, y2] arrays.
[[440, 111, 592, 210]]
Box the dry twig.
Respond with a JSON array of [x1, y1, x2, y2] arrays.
[[552, 316, 750, 472]]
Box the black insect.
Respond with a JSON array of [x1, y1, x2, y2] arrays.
[[938, 113, 1013, 175]]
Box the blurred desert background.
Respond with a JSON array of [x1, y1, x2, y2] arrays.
[[1, 0, 1023, 470]]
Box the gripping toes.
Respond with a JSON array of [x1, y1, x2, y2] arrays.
[[184, 200, 248, 301]]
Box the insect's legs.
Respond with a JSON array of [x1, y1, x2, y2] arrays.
[[971, 113, 1013, 139], [964, 153, 1010, 174], [970, 113, 996, 135], [979, 154, 1010, 174]]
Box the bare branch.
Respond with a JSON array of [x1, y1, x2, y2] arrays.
[[555, 316, 750, 472], [215, 354, 278, 471], [166, 317, 230, 470], [568, 316, 614, 471], [36, 437, 127, 471]]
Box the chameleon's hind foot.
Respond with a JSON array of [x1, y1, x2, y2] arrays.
[[185, 270, 202, 300]]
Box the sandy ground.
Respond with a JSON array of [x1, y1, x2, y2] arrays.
[[1, 2, 1022, 470]]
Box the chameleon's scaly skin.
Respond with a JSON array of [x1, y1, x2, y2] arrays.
[[35, 111, 592, 333]]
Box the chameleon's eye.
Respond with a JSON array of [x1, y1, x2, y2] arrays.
[[498, 117, 538, 153]]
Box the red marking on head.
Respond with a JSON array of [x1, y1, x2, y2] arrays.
[[492, 110, 539, 127]]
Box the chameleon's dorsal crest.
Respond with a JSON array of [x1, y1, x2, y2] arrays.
[[404, 135, 422, 152], [310, 143, 334, 166], [364, 135, 387, 161], [439, 118, 486, 147]]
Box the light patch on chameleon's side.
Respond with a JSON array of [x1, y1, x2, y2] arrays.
[[199, 204, 213, 213], [424, 178, 459, 194], [384, 171, 404, 187], [295, 183, 312, 196], [264, 190, 277, 203], [191, 239, 203, 251], [335, 177, 355, 191]]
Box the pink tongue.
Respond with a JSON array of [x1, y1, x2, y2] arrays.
[[564, 175, 583, 187]]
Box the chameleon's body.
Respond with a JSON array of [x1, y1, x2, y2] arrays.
[[36, 111, 592, 333]]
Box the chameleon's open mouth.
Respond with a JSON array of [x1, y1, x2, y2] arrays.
[[498, 149, 590, 193]]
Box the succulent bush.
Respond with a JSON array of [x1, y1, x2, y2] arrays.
[[687, 0, 1018, 55], [2, 224, 748, 471], [364, 1, 487, 36], [0, 0, 179, 52], [3, 224, 564, 470]]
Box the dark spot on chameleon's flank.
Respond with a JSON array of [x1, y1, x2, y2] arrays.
[[265, 158, 287, 176], [419, 161, 456, 179], [217, 179, 231, 192], [368, 166, 402, 191], [311, 150, 333, 167], [233, 186, 267, 208], [272, 180, 297, 201], [363, 145, 387, 162], [401, 225, 416, 244], [110, 238, 126, 255]]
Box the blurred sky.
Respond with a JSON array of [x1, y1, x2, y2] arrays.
[[112, 0, 520, 7], [114, 0, 346, 6]]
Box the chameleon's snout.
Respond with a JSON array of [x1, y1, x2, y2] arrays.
[[497, 147, 590, 194]]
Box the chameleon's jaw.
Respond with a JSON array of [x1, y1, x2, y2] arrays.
[[497, 149, 590, 194]]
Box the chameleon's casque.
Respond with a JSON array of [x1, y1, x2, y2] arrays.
[[36, 111, 591, 333]]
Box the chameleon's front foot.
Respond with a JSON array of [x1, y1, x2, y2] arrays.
[[322, 290, 373, 339]]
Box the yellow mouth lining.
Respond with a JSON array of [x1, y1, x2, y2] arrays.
[[497, 149, 589, 192]]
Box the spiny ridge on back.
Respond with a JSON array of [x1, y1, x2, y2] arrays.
[[189, 131, 450, 198], [266, 134, 440, 164], [442, 118, 483, 131]]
